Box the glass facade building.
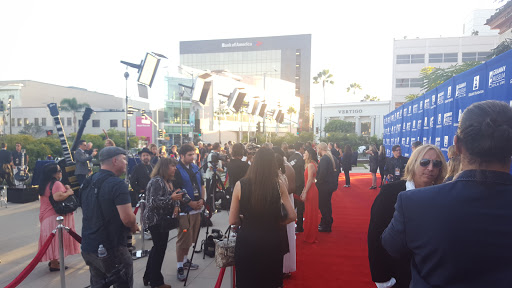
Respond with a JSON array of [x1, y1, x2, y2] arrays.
[[180, 34, 312, 131], [163, 76, 196, 144]]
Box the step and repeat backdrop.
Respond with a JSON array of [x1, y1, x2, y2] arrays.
[[383, 50, 512, 159]]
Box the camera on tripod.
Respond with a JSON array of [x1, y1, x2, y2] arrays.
[[210, 152, 229, 167]]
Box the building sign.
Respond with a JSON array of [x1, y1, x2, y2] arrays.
[[221, 41, 263, 48], [337, 109, 363, 114], [136, 116, 152, 143]]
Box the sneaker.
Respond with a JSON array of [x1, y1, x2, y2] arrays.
[[177, 267, 186, 281], [183, 260, 199, 270], [344, 185, 350, 187]]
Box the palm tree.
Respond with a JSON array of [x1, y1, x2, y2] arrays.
[[287, 106, 296, 133], [347, 82, 362, 96], [313, 70, 334, 138], [313, 70, 334, 105], [59, 98, 90, 133]]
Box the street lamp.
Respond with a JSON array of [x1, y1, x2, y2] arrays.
[[8, 95, 13, 135]]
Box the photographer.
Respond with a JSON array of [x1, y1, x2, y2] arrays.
[[142, 157, 183, 288], [204, 143, 224, 196], [173, 144, 205, 281]]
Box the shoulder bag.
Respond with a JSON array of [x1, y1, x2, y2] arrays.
[[49, 180, 79, 215]]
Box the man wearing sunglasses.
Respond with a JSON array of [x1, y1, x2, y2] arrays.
[[384, 145, 409, 183]]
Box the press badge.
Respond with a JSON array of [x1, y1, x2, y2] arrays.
[[395, 168, 400, 176]]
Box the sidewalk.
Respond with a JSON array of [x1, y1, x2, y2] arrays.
[[0, 201, 233, 288]]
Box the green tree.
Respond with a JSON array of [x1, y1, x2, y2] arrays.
[[59, 98, 90, 133], [19, 123, 45, 136], [420, 61, 482, 93], [405, 93, 421, 102], [313, 69, 335, 105], [346, 82, 362, 96], [313, 69, 334, 138], [324, 119, 355, 134], [487, 38, 512, 59], [362, 94, 380, 101]]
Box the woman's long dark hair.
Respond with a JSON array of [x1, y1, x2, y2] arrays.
[[272, 147, 286, 174], [345, 145, 352, 154], [244, 147, 279, 211], [305, 147, 318, 165], [38, 162, 59, 196]]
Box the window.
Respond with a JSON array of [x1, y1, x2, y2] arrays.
[[396, 78, 422, 88], [34, 118, 39, 126], [42, 118, 46, 126], [92, 120, 100, 127], [67, 117, 72, 126], [462, 51, 492, 62], [122, 119, 130, 128], [24, 118, 29, 126], [110, 120, 118, 128], [17, 118, 22, 126], [396, 54, 425, 64], [429, 53, 458, 63]]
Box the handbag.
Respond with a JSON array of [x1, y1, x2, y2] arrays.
[[215, 226, 236, 268], [158, 215, 179, 232], [49, 180, 79, 215]]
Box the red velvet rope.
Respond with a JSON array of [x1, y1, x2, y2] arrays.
[[66, 228, 82, 244], [133, 206, 139, 216], [214, 267, 226, 288], [5, 232, 56, 288]]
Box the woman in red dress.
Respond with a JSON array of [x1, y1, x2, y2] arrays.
[[301, 147, 320, 243]]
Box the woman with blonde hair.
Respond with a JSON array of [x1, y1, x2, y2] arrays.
[[368, 144, 446, 288], [444, 145, 461, 182], [104, 138, 116, 147]]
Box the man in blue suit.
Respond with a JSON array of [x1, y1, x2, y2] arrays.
[[382, 100, 512, 287]]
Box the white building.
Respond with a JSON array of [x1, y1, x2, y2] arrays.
[[313, 101, 390, 139], [463, 9, 499, 36], [0, 80, 150, 137], [391, 35, 499, 108]]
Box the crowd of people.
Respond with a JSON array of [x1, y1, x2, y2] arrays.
[[29, 99, 512, 288]]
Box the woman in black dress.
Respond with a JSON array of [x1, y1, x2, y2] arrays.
[[378, 145, 387, 187], [229, 147, 296, 288], [366, 144, 379, 189]]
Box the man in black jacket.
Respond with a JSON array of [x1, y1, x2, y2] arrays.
[[288, 142, 305, 232], [130, 147, 154, 197], [0, 143, 13, 187], [384, 145, 409, 183], [316, 143, 340, 232]]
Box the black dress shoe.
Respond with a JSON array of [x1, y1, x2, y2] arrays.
[[49, 266, 68, 272], [318, 226, 332, 232], [143, 277, 150, 286]]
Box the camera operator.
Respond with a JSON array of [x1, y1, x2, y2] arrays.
[[204, 143, 224, 195], [173, 144, 205, 281]]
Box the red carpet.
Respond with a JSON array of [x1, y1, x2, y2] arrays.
[[285, 173, 380, 288]]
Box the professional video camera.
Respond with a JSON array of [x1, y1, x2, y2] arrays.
[[209, 152, 230, 166]]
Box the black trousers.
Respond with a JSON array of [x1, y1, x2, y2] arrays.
[[295, 198, 305, 229], [143, 225, 170, 286], [318, 187, 334, 227], [344, 170, 350, 186]]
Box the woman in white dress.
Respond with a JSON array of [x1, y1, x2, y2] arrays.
[[274, 147, 297, 278]]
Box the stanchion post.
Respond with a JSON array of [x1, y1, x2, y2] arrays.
[[56, 216, 66, 288]]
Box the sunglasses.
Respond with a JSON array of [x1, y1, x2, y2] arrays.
[[419, 159, 442, 168]]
